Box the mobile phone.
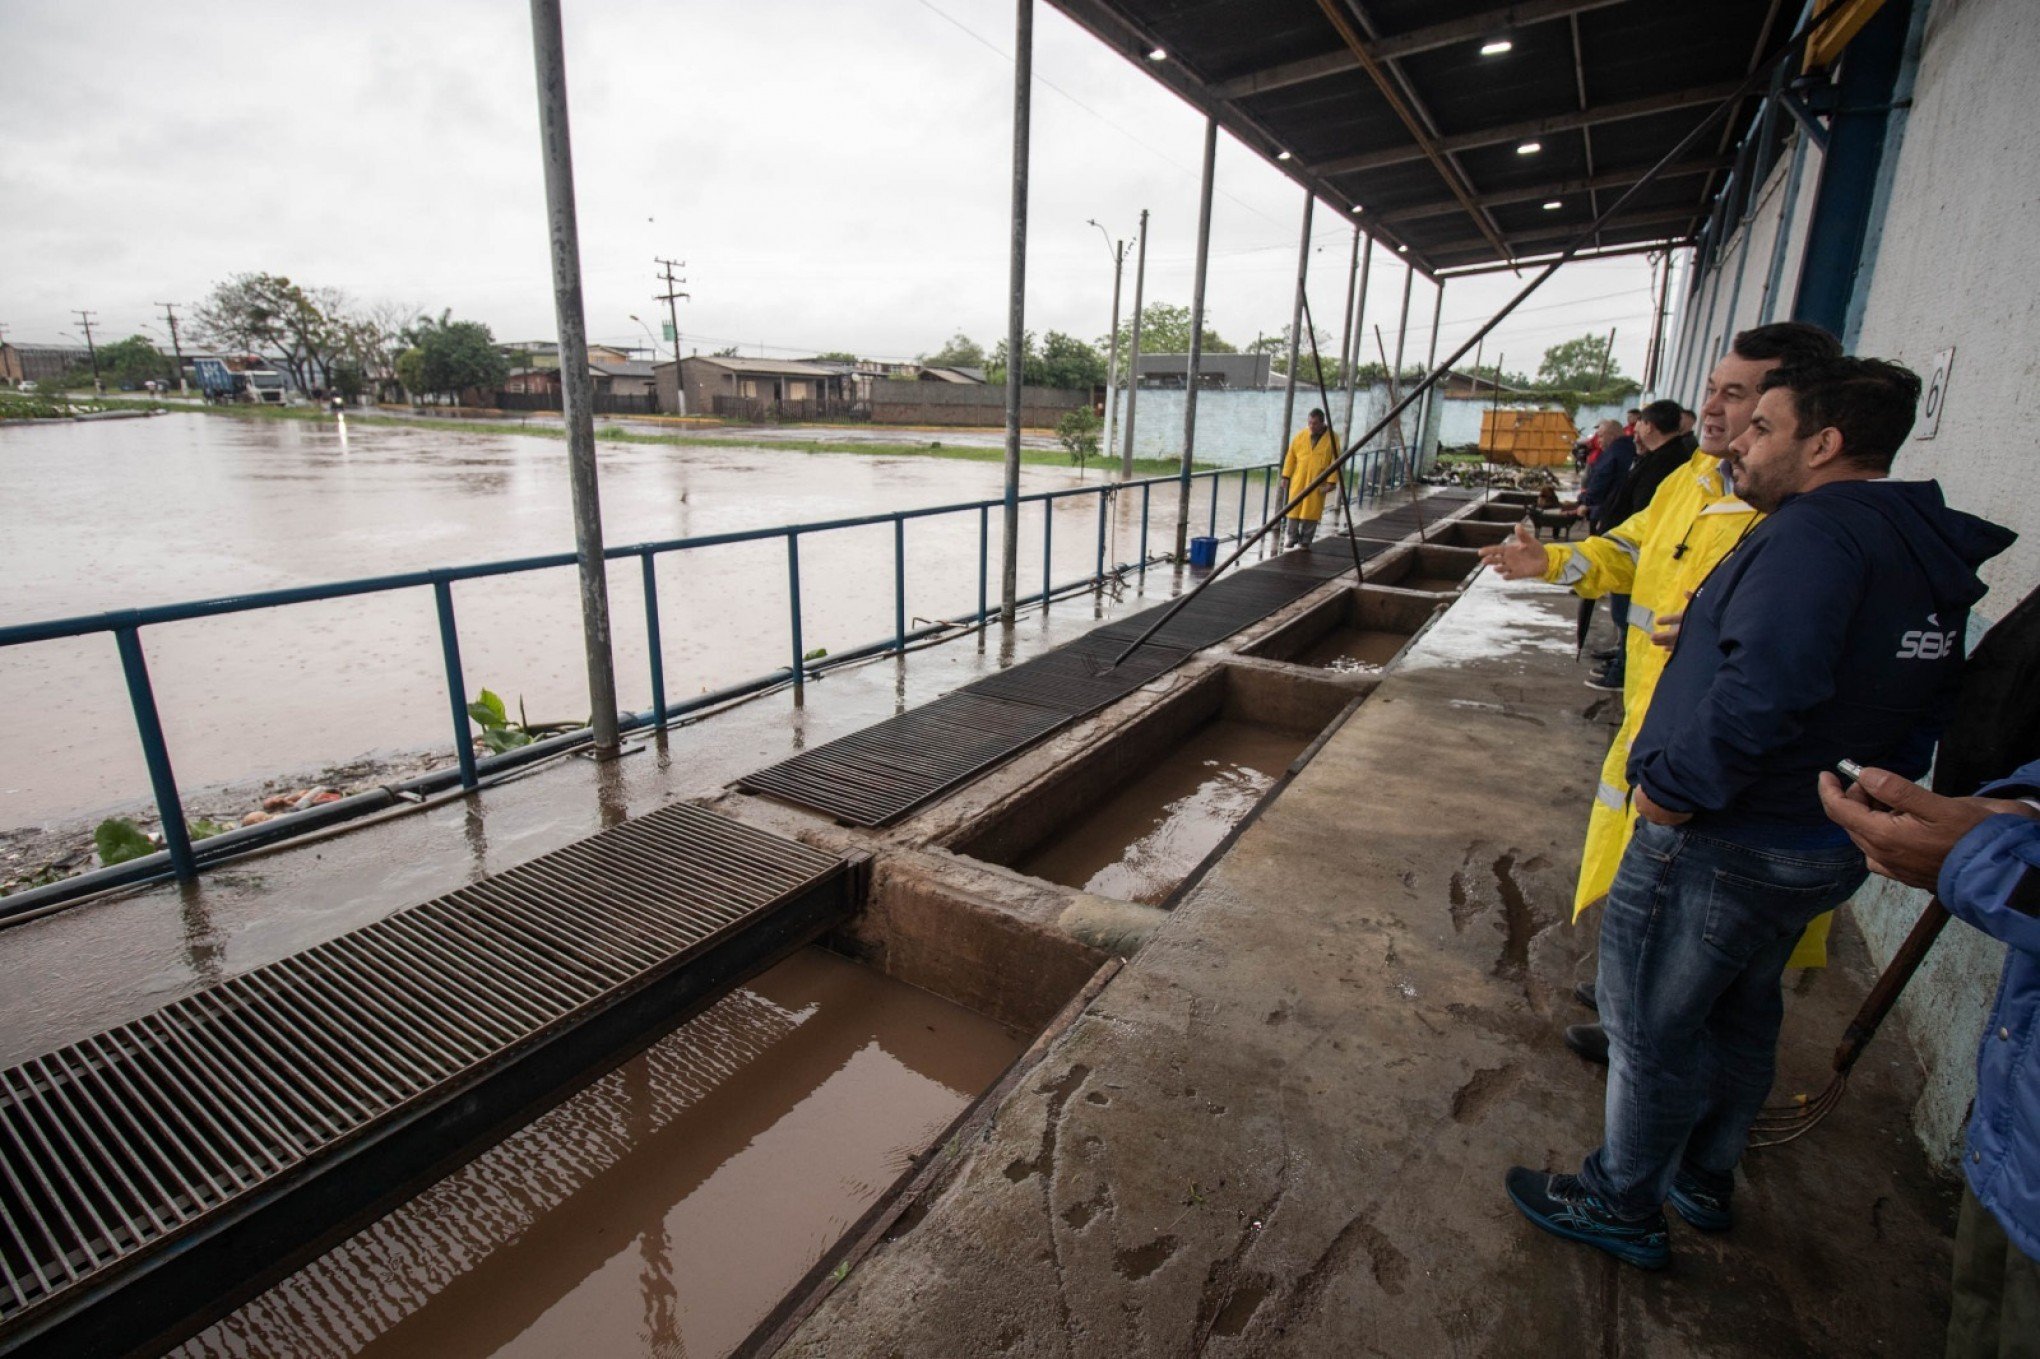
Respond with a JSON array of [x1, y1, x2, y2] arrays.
[[1835, 758, 1865, 784]]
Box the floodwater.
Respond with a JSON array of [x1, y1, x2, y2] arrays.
[[1294, 626, 1411, 672], [1399, 574, 1469, 594], [0, 413, 1238, 827], [1014, 719, 1302, 903], [177, 947, 1021, 1359]]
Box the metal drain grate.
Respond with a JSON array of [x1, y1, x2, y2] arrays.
[[0, 802, 858, 1357]]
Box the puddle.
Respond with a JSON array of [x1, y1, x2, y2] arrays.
[[1011, 718, 1302, 903], [177, 947, 1021, 1359], [1290, 627, 1412, 672]]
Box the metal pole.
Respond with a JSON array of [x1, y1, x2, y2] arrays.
[[893, 516, 907, 653], [1343, 236, 1371, 455], [1177, 117, 1218, 560], [1042, 501, 1053, 604], [1095, 490, 1108, 581], [977, 503, 990, 627], [999, 0, 1033, 625], [1278, 189, 1314, 464], [786, 532, 805, 696], [1091, 225, 1126, 479], [1138, 482, 1151, 576], [1644, 251, 1675, 390], [114, 626, 196, 881], [1416, 279, 1444, 470], [1120, 209, 1148, 479], [1759, 132, 1810, 325], [430, 580, 479, 791], [1390, 268, 1414, 484], [641, 554, 666, 729], [1334, 229, 1360, 468], [529, 0, 620, 752]]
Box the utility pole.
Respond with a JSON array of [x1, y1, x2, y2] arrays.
[[156, 302, 189, 395], [1119, 209, 1148, 480], [655, 257, 688, 414], [529, 0, 620, 754], [1087, 220, 1126, 480], [1177, 117, 1218, 561], [73, 310, 102, 393], [998, 0, 1033, 625]]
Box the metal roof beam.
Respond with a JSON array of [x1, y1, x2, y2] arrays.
[[1434, 238, 1688, 277], [1378, 156, 1735, 223], [1212, 0, 1625, 100], [1422, 206, 1698, 256], [1317, 81, 1743, 176]]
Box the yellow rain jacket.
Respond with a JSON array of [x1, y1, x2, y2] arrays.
[[1540, 447, 1832, 968], [1281, 428, 1340, 522]]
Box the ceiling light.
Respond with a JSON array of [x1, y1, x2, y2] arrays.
[[1543, 199, 1562, 210], [1480, 39, 1513, 56], [1276, 149, 1292, 161], [1517, 141, 1542, 155], [1350, 203, 1364, 214], [1397, 243, 1409, 253], [1147, 47, 1167, 61]]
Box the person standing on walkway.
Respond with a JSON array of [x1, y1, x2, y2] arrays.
[[1278, 408, 1339, 547], [1582, 400, 1695, 694], [1819, 761, 2040, 1357], [1480, 324, 1843, 1068], [1505, 356, 2015, 1269]]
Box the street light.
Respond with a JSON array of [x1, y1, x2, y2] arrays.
[[1086, 218, 1129, 477]]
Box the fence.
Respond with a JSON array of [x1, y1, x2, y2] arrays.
[[710, 395, 864, 423], [0, 446, 1425, 915], [495, 391, 662, 417]]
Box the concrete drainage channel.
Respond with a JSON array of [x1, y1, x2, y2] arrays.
[[161, 499, 1499, 1359]]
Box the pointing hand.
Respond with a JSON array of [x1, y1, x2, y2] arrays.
[[1478, 520, 1549, 581]]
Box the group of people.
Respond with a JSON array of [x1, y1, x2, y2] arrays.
[[1475, 323, 2035, 1353]]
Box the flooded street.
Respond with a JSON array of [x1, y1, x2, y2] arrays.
[[177, 946, 1022, 1359], [1, 413, 1241, 828]]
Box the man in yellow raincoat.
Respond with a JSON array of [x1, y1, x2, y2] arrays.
[[1279, 408, 1339, 546], [1481, 323, 1842, 1060]]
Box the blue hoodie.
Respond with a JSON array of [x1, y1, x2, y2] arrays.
[[1629, 479, 2016, 841]]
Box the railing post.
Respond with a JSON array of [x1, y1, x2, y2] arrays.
[[1261, 466, 1272, 534], [1138, 482, 1151, 577], [432, 580, 479, 791], [786, 531, 805, 697], [1094, 488, 1108, 583], [1042, 500, 1053, 605], [1206, 472, 1218, 536], [1235, 467, 1247, 542], [893, 515, 907, 654], [978, 503, 990, 627], [641, 553, 667, 730], [113, 625, 197, 881]]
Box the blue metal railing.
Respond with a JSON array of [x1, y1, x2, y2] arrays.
[[0, 447, 1417, 897]]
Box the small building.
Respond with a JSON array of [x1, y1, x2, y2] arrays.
[[502, 367, 562, 397], [1, 342, 92, 386], [589, 359, 657, 398], [1134, 352, 1272, 390], [655, 356, 850, 419]]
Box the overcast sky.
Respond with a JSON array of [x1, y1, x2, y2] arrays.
[[1, 0, 1672, 380]]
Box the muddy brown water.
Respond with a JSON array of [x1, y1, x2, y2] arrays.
[[177, 947, 1021, 1359], [1293, 626, 1412, 672], [1013, 719, 1304, 903], [1398, 574, 1468, 593]]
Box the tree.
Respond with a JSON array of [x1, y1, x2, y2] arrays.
[[193, 273, 348, 393], [1040, 331, 1106, 390], [397, 311, 508, 402], [1056, 406, 1102, 474], [1101, 302, 1236, 364], [920, 331, 985, 368], [808, 350, 860, 364], [986, 330, 1045, 387], [1537, 334, 1638, 394], [95, 334, 172, 389], [712, 344, 741, 358]]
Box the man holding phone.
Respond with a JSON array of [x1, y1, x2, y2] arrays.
[[1506, 357, 2015, 1268]]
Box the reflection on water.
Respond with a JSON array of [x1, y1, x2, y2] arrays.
[[176, 948, 1020, 1359], [0, 414, 1228, 826]]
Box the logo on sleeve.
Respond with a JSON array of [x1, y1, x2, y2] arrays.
[[1897, 613, 1960, 660]]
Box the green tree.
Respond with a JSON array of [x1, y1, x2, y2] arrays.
[[1039, 331, 1106, 389], [986, 330, 1045, 387], [808, 350, 860, 364], [194, 272, 355, 392], [1537, 334, 1638, 394], [95, 334, 172, 389], [712, 344, 741, 358], [398, 311, 509, 401], [1101, 302, 1236, 364], [920, 331, 985, 368], [1056, 406, 1102, 474]]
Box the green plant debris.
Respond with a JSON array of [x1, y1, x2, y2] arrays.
[[93, 817, 156, 866], [803, 647, 829, 661]]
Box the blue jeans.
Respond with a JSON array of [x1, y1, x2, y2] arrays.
[[1579, 818, 1866, 1217]]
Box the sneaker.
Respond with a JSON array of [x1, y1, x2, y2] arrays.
[[1505, 1167, 1670, 1270], [1667, 1175, 1733, 1233], [1572, 980, 1598, 1012], [1583, 664, 1623, 693], [1564, 1023, 1609, 1066]]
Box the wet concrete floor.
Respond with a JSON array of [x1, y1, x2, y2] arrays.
[[1011, 719, 1304, 904], [176, 946, 1021, 1359], [0, 413, 1247, 827], [1291, 626, 1411, 672]]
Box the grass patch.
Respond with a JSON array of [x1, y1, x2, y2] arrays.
[[124, 400, 1209, 474]]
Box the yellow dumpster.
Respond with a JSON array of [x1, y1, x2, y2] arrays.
[[1480, 408, 1577, 467]]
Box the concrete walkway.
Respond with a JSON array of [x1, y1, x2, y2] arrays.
[[785, 572, 1957, 1357]]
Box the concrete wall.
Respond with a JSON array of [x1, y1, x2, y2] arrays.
[[1663, 0, 2040, 1161]]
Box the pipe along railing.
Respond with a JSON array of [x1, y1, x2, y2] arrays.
[[0, 452, 1432, 919], [1107, 17, 1819, 672]]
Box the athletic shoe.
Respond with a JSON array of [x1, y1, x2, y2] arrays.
[[1667, 1175, 1733, 1233], [1591, 647, 1621, 663], [1505, 1167, 1670, 1270], [1564, 1023, 1609, 1066], [1584, 664, 1623, 693], [1572, 980, 1598, 1012]]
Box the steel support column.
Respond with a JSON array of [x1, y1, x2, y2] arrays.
[[1758, 132, 1809, 325], [1342, 236, 1371, 452], [999, 0, 1033, 625], [1176, 117, 1217, 561], [529, 0, 620, 752], [1119, 208, 1148, 479], [1277, 189, 1314, 464], [1416, 279, 1444, 468]]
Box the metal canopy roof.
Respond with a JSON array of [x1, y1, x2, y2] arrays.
[[1048, 0, 1793, 276]]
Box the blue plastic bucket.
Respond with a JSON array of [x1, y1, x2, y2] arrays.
[[1188, 535, 1219, 569]]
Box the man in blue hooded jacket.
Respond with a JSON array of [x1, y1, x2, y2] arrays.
[[1507, 356, 2017, 1268], [1818, 761, 2040, 1356]]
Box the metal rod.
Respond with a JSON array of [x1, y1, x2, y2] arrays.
[[1177, 117, 1218, 561], [999, 0, 1033, 625], [1416, 278, 1445, 468], [977, 503, 989, 633], [529, 0, 620, 752], [1277, 187, 1314, 466], [113, 625, 197, 880], [1138, 482, 1150, 576], [1096, 230, 1125, 479], [1236, 467, 1248, 542], [429, 582, 479, 792], [893, 516, 906, 653], [1300, 292, 1367, 582], [785, 532, 805, 698], [640, 554, 666, 729], [1120, 208, 1148, 479], [1095, 490, 1108, 583], [1344, 236, 1372, 451], [1042, 499, 1053, 606]]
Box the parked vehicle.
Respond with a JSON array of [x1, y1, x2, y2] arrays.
[[231, 369, 288, 405], [192, 359, 237, 405]]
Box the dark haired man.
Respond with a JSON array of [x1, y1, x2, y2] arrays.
[[1481, 323, 1846, 1066], [1278, 408, 1338, 547], [1585, 400, 1695, 692], [1506, 356, 2015, 1269]]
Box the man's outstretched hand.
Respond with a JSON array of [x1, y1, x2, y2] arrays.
[[1478, 521, 1550, 581], [1818, 766, 2040, 890]]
